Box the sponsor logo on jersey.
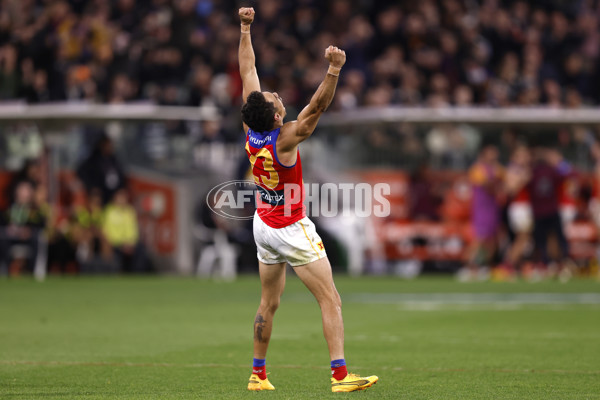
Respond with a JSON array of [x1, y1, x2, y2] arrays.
[[257, 186, 285, 206], [248, 134, 272, 147]]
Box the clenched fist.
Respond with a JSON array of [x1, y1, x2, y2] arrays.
[[239, 7, 255, 25], [325, 46, 346, 69]]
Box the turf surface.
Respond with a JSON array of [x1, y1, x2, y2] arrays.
[[1, 275, 599, 399]]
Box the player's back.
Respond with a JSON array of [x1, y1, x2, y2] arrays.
[[245, 127, 305, 228]]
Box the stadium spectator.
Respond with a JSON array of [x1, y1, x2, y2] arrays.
[[76, 135, 127, 205], [0, 44, 18, 99], [20, 66, 51, 103], [0, 181, 46, 275], [4, 158, 43, 206], [409, 164, 441, 221], [71, 188, 106, 268], [426, 123, 480, 169], [46, 217, 77, 274], [101, 189, 148, 273]]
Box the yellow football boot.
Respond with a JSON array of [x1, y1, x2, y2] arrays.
[[331, 372, 378, 392], [247, 373, 275, 391]]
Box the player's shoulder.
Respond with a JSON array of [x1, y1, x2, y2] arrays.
[[282, 120, 298, 129], [280, 120, 300, 136]]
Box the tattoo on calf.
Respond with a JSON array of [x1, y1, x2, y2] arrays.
[[254, 313, 267, 343]]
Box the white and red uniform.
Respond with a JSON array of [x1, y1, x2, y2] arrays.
[[508, 186, 532, 233], [245, 127, 326, 266]]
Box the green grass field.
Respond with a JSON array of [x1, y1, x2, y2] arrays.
[[1, 275, 599, 399]]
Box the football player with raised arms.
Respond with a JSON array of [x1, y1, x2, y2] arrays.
[[238, 7, 378, 393]]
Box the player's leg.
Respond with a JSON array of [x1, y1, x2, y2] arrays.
[[533, 216, 549, 265], [254, 261, 286, 358], [248, 261, 285, 391], [293, 257, 344, 359], [294, 257, 378, 392], [552, 212, 570, 260]]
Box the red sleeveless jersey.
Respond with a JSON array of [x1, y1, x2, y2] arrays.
[[245, 127, 306, 228]]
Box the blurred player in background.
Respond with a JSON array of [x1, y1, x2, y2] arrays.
[[461, 144, 504, 281], [238, 7, 377, 393], [528, 146, 571, 273], [502, 145, 533, 277]]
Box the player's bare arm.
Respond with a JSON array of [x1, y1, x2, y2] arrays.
[[239, 7, 260, 108], [277, 46, 346, 162]]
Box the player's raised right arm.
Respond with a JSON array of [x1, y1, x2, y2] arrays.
[[239, 7, 260, 103]]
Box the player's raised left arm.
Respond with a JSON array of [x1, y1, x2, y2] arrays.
[[239, 7, 260, 103], [287, 46, 346, 145]]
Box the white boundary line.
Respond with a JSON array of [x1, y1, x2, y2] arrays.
[[302, 292, 600, 305], [1, 360, 598, 375]]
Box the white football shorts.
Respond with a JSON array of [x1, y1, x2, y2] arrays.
[[253, 212, 327, 267]]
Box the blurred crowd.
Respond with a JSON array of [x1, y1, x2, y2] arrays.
[[0, 135, 149, 276], [0, 0, 600, 117]]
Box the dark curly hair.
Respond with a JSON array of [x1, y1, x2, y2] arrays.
[[241, 91, 276, 133]]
